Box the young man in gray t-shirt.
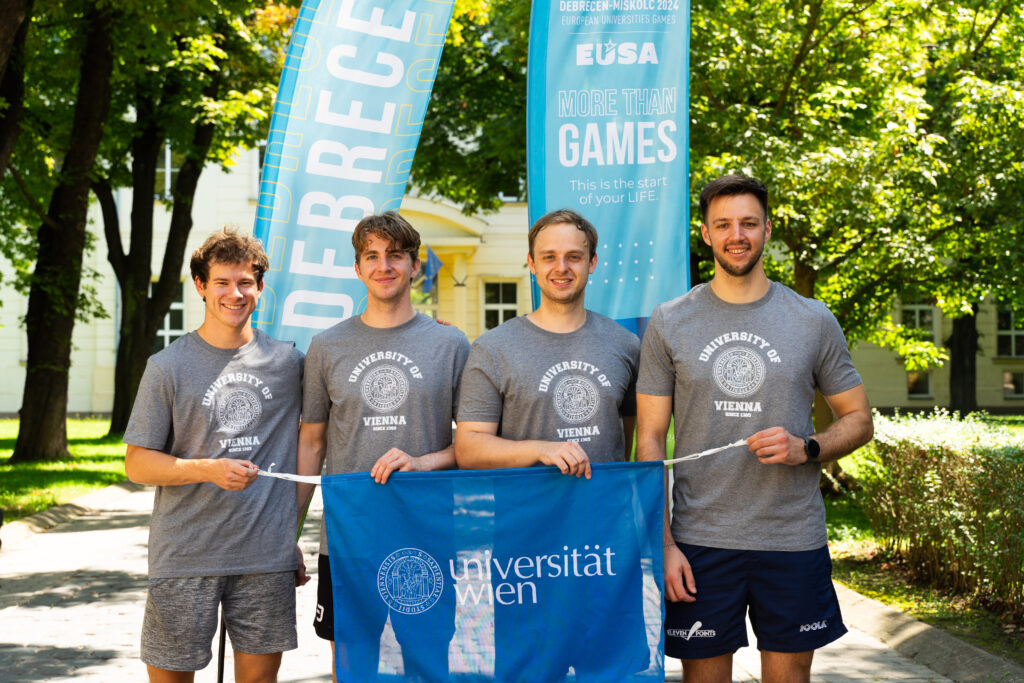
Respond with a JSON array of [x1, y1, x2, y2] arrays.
[[456, 209, 645, 680], [636, 175, 874, 682], [296, 212, 469, 681], [124, 230, 305, 681]]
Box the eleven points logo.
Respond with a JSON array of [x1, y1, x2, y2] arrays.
[[377, 548, 443, 615], [361, 364, 409, 413], [667, 620, 717, 640]]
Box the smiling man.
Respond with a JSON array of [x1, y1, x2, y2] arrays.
[[454, 208, 644, 680], [636, 174, 874, 683], [124, 229, 305, 683], [296, 211, 468, 681]]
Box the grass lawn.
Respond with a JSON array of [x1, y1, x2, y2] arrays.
[[827, 437, 1024, 667], [0, 418, 127, 522]]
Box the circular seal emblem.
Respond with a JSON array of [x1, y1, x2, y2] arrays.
[[217, 388, 262, 432], [712, 347, 766, 398], [553, 375, 600, 423], [361, 364, 409, 413], [377, 548, 443, 615]]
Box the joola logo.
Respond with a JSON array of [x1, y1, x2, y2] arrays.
[[799, 620, 828, 632], [576, 41, 658, 66]]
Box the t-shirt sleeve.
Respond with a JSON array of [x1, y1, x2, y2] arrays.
[[455, 341, 504, 424], [636, 307, 676, 397], [450, 333, 472, 420], [301, 336, 331, 424], [619, 332, 640, 418], [123, 358, 174, 451], [814, 307, 862, 396]]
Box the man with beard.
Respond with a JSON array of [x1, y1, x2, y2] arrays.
[[636, 174, 873, 683]]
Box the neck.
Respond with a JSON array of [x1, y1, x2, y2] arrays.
[[708, 268, 772, 304], [196, 321, 255, 349], [360, 297, 417, 328], [527, 300, 588, 333]]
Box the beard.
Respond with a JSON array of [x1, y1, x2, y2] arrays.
[[713, 242, 764, 277]]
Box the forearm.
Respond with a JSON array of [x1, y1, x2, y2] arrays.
[[415, 444, 457, 472], [455, 430, 554, 470], [296, 424, 327, 528], [635, 426, 671, 543], [813, 409, 874, 463], [124, 445, 220, 486]]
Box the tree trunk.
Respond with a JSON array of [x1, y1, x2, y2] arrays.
[[11, 6, 113, 463], [948, 303, 979, 415], [0, 0, 32, 80], [105, 66, 220, 435], [0, 0, 31, 179]]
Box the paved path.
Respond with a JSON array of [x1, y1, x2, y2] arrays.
[[1, 483, 1020, 682]]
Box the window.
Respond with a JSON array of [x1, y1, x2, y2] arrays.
[[154, 142, 186, 201], [483, 282, 518, 330], [902, 301, 935, 397], [997, 309, 1024, 357], [151, 281, 186, 353], [412, 273, 439, 319], [1005, 372, 1024, 399]]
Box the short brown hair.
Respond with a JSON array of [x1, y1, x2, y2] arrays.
[[189, 228, 269, 285], [351, 211, 421, 262], [699, 174, 769, 222], [528, 209, 598, 259]]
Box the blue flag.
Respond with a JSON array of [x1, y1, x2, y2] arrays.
[[253, 0, 455, 352], [422, 246, 442, 293], [322, 462, 666, 681], [526, 1, 691, 334]]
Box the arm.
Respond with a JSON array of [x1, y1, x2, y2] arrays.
[[296, 421, 327, 529], [454, 420, 592, 478], [622, 415, 636, 462], [370, 444, 457, 484], [124, 444, 257, 490], [636, 393, 697, 603], [746, 384, 874, 465]]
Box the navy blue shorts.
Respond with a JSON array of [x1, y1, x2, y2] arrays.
[[664, 543, 847, 660]]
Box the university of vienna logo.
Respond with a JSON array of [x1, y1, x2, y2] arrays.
[[361, 364, 409, 413], [217, 388, 262, 432], [712, 348, 766, 397], [377, 548, 443, 614], [553, 375, 600, 423]]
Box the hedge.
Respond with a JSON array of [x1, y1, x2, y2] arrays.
[[858, 410, 1024, 615]]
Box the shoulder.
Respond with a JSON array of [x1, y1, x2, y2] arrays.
[[471, 315, 527, 349], [255, 329, 305, 366], [648, 285, 707, 328], [146, 332, 195, 373], [770, 282, 836, 321], [414, 313, 470, 346], [309, 317, 358, 348], [586, 311, 640, 351]]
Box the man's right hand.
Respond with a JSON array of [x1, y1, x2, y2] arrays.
[[665, 543, 697, 602], [538, 441, 592, 479], [207, 458, 259, 491]]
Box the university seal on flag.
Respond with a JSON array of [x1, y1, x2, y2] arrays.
[[377, 548, 444, 615]]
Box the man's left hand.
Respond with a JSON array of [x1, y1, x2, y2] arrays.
[[746, 427, 806, 466], [370, 448, 419, 484]]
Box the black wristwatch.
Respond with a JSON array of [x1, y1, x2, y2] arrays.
[[803, 437, 821, 464]]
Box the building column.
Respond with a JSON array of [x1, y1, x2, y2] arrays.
[[454, 253, 467, 331]]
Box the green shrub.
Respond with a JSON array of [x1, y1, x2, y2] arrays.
[[858, 410, 1024, 615]]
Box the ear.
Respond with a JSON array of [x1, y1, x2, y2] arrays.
[[700, 223, 712, 246], [411, 256, 421, 280], [588, 253, 597, 275], [765, 218, 772, 241], [526, 252, 537, 276], [354, 259, 362, 278], [194, 275, 206, 300]]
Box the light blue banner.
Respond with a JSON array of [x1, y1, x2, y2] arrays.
[[253, 0, 455, 352], [527, 1, 691, 333], [322, 462, 666, 681]]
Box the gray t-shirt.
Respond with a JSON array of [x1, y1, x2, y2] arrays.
[[124, 329, 304, 578], [303, 313, 470, 554], [457, 312, 640, 463], [637, 282, 862, 551]]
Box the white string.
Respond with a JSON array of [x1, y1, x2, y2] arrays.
[[663, 439, 747, 466], [256, 462, 323, 485]]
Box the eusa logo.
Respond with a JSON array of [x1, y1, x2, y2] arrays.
[[377, 548, 444, 615]]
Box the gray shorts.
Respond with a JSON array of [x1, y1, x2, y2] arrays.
[[141, 572, 297, 671]]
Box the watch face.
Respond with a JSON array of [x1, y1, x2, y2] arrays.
[[806, 437, 820, 459]]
